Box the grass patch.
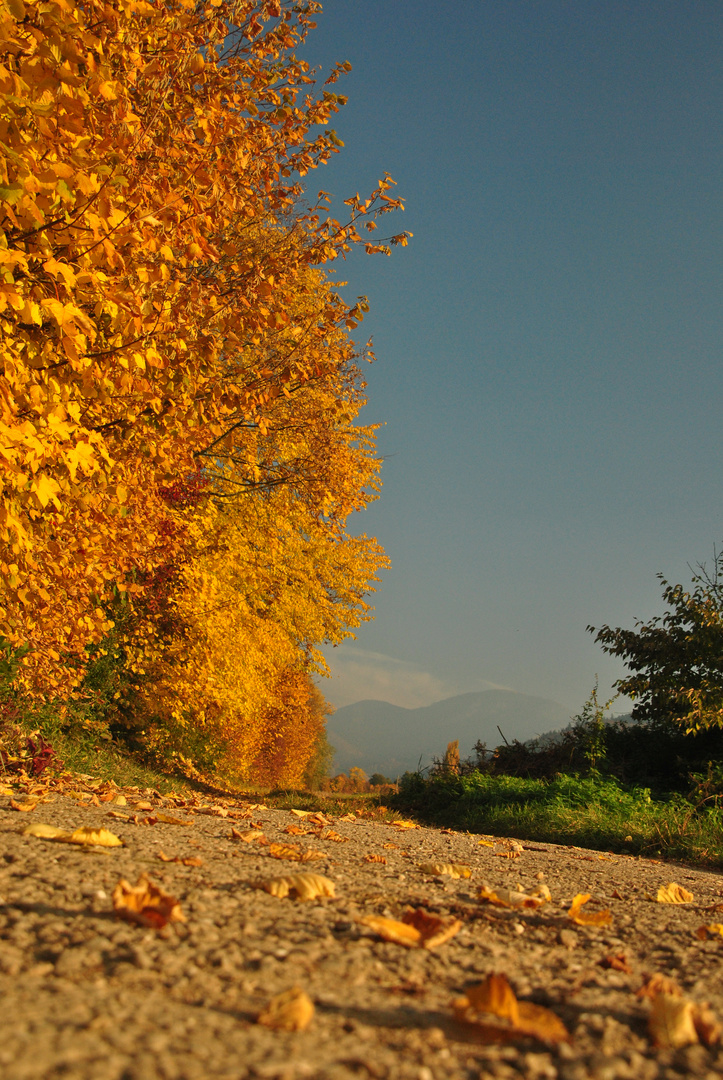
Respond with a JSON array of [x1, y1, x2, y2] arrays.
[[395, 771, 723, 868]]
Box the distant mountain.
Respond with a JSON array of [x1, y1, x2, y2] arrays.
[[326, 690, 571, 778]]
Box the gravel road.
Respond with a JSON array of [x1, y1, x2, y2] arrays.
[[1, 775, 723, 1080]]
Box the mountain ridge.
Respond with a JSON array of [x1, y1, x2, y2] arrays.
[[326, 688, 572, 778]]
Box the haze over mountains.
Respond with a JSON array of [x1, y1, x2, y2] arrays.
[[326, 690, 572, 778]]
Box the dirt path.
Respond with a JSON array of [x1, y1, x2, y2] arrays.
[[1, 776, 722, 1080]]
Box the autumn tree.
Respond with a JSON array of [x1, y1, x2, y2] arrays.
[[0, 0, 408, 736], [589, 553, 723, 731]]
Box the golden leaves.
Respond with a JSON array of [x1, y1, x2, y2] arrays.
[[697, 924, 723, 940], [478, 884, 551, 910], [268, 843, 324, 863], [23, 823, 124, 847], [112, 874, 185, 929], [655, 882, 694, 904], [257, 873, 336, 901], [257, 987, 314, 1032], [568, 893, 612, 927], [637, 974, 721, 1049], [452, 974, 571, 1046], [363, 853, 387, 864], [418, 862, 471, 879], [358, 909, 462, 950]]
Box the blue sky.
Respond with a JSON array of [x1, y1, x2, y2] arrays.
[[300, 1, 723, 714]]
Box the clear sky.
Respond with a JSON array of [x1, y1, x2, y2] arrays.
[[301, 1, 723, 714]]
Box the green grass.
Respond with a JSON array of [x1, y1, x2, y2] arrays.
[[395, 771, 723, 868]]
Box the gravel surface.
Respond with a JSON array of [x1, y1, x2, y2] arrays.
[[1, 776, 723, 1080]]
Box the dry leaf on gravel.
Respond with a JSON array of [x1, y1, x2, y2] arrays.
[[23, 823, 124, 847], [154, 813, 194, 826], [478, 884, 551, 910], [646, 992, 721, 1050], [637, 973, 684, 1000], [418, 862, 471, 879], [392, 819, 419, 830], [696, 924, 723, 940], [655, 882, 694, 904], [478, 839, 495, 847], [289, 809, 311, 818], [230, 828, 266, 843], [10, 799, 38, 812], [382, 842, 399, 849], [452, 973, 571, 1046], [257, 873, 336, 901], [23, 822, 68, 840], [599, 953, 632, 973], [321, 829, 349, 843], [257, 986, 314, 1032], [268, 843, 324, 863], [157, 852, 203, 867], [364, 854, 387, 864], [358, 909, 462, 950], [568, 893, 611, 927], [284, 825, 308, 836], [338, 813, 357, 823], [112, 874, 185, 928]]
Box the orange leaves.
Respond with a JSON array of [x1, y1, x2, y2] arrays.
[[655, 882, 694, 904], [637, 974, 721, 1049], [418, 862, 471, 879], [452, 974, 571, 1046], [257, 987, 315, 1032], [358, 909, 462, 950], [112, 874, 185, 929], [257, 873, 336, 901], [568, 893, 612, 927], [0, 0, 403, 734], [268, 843, 325, 863]]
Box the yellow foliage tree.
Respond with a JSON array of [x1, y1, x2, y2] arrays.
[[0, 0, 408, 700]]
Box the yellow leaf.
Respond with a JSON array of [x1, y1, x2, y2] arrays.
[[568, 893, 612, 927], [656, 882, 694, 904], [23, 822, 69, 839], [453, 974, 571, 1046], [478, 884, 551, 910], [257, 873, 335, 901], [418, 862, 471, 879], [257, 987, 314, 1032], [696, 924, 723, 940], [648, 994, 699, 1049], [112, 874, 185, 928], [64, 826, 124, 847]]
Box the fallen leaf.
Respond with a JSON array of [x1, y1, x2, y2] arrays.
[[452, 973, 571, 1046], [258, 873, 336, 901], [307, 813, 330, 826], [358, 914, 421, 947], [382, 842, 399, 850], [418, 862, 471, 879], [23, 822, 69, 840], [493, 851, 521, 860], [403, 908, 463, 948], [478, 839, 495, 847], [656, 882, 694, 904], [155, 813, 194, 826], [599, 953, 632, 973], [321, 829, 349, 843], [568, 893, 611, 927], [133, 801, 154, 811], [338, 813, 357, 823], [637, 973, 682, 1000], [358, 909, 462, 950], [611, 889, 625, 900], [269, 842, 324, 862], [107, 810, 131, 820], [157, 852, 203, 867], [230, 828, 266, 843], [112, 874, 185, 928], [10, 799, 38, 812], [284, 825, 309, 836], [364, 854, 387, 864], [478, 884, 551, 910], [696, 924, 723, 940], [648, 994, 700, 1049], [289, 809, 311, 817], [392, 819, 419, 830], [257, 986, 314, 1032]]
